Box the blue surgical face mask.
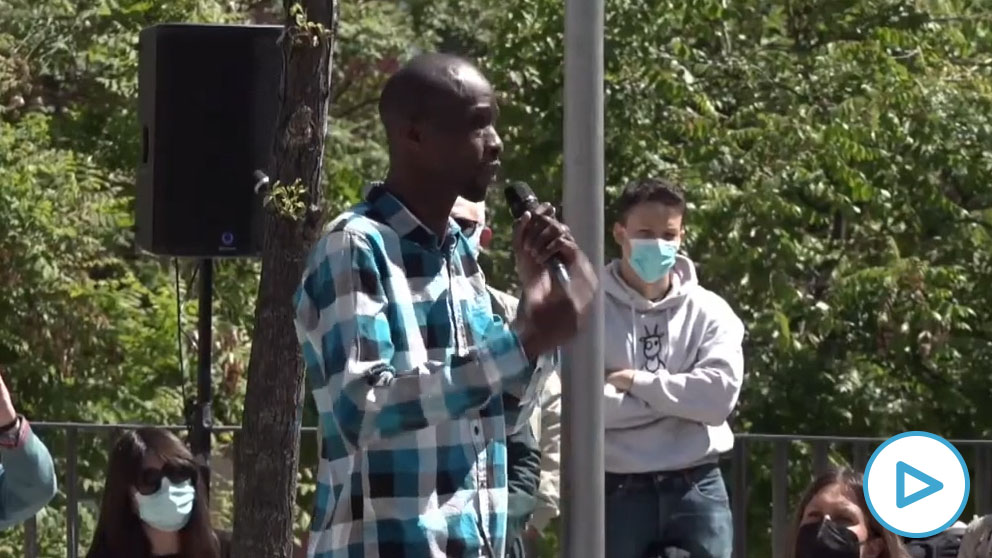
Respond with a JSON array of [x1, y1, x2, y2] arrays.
[[135, 478, 195, 532], [627, 238, 679, 284], [463, 224, 484, 258]]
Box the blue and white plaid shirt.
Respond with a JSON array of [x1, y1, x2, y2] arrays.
[[295, 185, 553, 558]]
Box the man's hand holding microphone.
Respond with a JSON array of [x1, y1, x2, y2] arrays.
[[505, 182, 599, 360]]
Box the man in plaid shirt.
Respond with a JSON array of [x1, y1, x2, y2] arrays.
[[294, 53, 597, 558]]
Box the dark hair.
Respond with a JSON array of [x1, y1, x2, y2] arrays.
[[85, 428, 220, 558], [614, 177, 687, 223], [789, 467, 907, 558]]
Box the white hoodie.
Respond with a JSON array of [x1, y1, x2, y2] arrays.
[[602, 256, 745, 473]]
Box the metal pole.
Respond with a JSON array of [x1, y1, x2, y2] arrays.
[[561, 0, 605, 552], [193, 257, 214, 478]]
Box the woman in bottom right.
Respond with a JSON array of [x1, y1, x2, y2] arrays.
[[791, 467, 908, 558]]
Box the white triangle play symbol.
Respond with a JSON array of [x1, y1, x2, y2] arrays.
[[904, 473, 928, 497], [896, 460, 944, 508]]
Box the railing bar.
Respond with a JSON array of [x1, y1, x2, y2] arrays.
[[772, 440, 789, 558], [853, 442, 870, 472], [30, 422, 321, 434], [23, 424, 992, 446], [67, 427, 79, 558], [984, 447, 992, 515], [106, 426, 120, 455], [736, 433, 992, 445], [813, 441, 830, 476], [976, 446, 991, 515], [972, 446, 980, 515], [24, 515, 38, 558], [732, 439, 748, 558]]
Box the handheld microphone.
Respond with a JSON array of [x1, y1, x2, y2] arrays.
[[504, 181, 571, 286]]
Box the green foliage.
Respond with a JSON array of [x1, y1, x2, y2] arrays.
[[1, 0, 263, 554], [322, 0, 433, 211], [265, 179, 311, 221], [288, 2, 334, 47], [1, 0, 425, 554]]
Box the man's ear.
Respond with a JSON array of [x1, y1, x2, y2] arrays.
[[611, 222, 625, 248], [402, 119, 424, 149], [480, 227, 493, 249]]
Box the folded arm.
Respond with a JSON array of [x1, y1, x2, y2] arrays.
[[627, 315, 745, 426], [295, 231, 533, 450], [604, 383, 665, 430]]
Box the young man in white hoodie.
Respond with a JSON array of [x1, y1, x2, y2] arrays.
[[602, 178, 745, 558]]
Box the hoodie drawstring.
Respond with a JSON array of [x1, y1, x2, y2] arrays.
[[630, 305, 638, 365]]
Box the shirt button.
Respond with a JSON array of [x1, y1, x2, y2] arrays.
[[473, 425, 481, 435]]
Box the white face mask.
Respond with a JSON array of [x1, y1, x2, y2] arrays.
[[135, 478, 195, 532]]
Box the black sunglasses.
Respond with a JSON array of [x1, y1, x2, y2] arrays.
[[136, 463, 197, 495], [454, 217, 480, 237]]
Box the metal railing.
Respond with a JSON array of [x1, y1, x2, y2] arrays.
[[10, 423, 992, 558]]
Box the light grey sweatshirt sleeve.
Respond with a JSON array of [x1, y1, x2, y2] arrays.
[[604, 384, 664, 430]]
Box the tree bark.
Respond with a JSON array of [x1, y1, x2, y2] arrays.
[[231, 1, 336, 557]]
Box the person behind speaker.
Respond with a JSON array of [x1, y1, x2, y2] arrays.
[[293, 52, 597, 558], [601, 178, 745, 558], [0, 367, 57, 530], [450, 196, 563, 558]]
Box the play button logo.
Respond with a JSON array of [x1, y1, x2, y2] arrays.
[[864, 431, 969, 538], [896, 461, 943, 508]]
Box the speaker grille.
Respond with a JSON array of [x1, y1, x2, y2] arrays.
[[137, 24, 282, 257]]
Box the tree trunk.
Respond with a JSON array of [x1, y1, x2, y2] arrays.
[[231, 1, 337, 556]]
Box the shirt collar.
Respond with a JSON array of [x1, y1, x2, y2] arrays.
[[365, 182, 461, 251]]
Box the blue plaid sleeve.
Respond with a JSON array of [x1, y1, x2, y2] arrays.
[[295, 229, 531, 450]]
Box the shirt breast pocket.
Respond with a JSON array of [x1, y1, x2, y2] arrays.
[[466, 305, 501, 348]]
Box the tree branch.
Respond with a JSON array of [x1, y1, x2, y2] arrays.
[[331, 95, 378, 119]]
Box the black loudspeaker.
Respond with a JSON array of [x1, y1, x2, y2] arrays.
[[136, 23, 282, 257]]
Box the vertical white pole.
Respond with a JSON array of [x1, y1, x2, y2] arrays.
[[561, 0, 605, 553]]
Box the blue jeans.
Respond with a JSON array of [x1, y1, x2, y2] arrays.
[[605, 464, 733, 558]]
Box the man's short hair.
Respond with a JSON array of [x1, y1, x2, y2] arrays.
[[377, 52, 475, 129], [614, 177, 687, 222]]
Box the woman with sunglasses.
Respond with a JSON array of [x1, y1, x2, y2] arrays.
[[86, 428, 227, 558]]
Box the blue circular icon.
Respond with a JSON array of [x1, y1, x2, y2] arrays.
[[863, 431, 969, 538], [221, 232, 235, 246]]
